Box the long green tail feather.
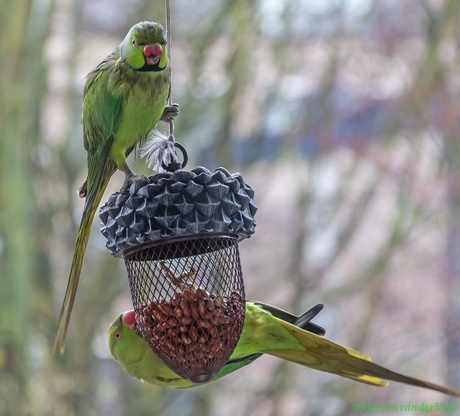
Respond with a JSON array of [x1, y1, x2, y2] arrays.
[[268, 318, 460, 397], [53, 139, 115, 354], [213, 303, 326, 382]]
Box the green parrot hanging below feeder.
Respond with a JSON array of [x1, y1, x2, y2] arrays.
[[109, 302, 326, 387], [109, 302, 460, 397], [54, 21, 179, 353]]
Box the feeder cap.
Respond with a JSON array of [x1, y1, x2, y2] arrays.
[[99, 166, 257, 256]]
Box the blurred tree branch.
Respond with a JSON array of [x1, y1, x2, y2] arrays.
[[0, 0, 40, 413]]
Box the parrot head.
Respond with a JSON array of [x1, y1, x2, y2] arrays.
[[108, 310, 147, 366], [120, 21, 168, 72]]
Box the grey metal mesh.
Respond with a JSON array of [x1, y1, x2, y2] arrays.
[[124, 234, 245, 383]]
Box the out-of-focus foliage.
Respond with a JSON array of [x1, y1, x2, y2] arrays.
[[1, 0, 460, 415]]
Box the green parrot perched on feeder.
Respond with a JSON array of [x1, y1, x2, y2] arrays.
[[54, 21, 179, 353], [109, 302, 460, 397]]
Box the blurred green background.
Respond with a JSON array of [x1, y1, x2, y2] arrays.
[[1, 0, 460, 415]]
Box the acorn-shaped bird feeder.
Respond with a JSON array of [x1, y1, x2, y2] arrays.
[[99, 160, 256, 383]]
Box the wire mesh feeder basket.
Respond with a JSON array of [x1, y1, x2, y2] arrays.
[[99, 166, 257, 383]]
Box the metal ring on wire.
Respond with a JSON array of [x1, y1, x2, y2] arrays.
[[162, 141, 189, 172]]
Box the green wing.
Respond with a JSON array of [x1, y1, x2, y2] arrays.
[[81, 49, 124, 213], [260, 307, 460, 397], [82, 49, 122, 153]]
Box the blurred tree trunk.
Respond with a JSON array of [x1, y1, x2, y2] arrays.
[[0, 0, 34, 412]]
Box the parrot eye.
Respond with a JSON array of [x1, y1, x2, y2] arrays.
[[114, 331, 122, 340], [131, 38, 136, 47]]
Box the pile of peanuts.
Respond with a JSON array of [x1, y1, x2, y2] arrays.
[[138, 288, 245, 377]]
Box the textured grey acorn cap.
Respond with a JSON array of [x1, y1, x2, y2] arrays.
[[99, 166, 257, 257]]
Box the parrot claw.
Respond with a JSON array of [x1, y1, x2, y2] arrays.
[[160, 103, 180, 123], [120, 162, 149, 191], [121, 174, 149, 191]]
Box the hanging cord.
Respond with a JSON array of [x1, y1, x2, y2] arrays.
[[141, 0, 188, 172], [165, 0, 174, 141]]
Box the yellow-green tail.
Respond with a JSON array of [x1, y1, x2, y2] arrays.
[[53, 151, 116, 354], [267, 319, 460, 397]]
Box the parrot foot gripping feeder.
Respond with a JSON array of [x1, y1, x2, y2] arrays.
[[99, 159, 256, 383]]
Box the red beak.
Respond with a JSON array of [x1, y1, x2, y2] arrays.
[[122, 310, 136, 329], [143, 43, 163, 65]]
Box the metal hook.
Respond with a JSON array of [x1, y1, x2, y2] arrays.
[[162, 142, 189, 172]]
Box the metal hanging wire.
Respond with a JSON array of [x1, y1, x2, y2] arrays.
[[140, 1, 187, 173], [165, 0, 174, 141]]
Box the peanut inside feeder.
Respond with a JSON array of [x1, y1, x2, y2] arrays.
[[124, 234, 245, 383]]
